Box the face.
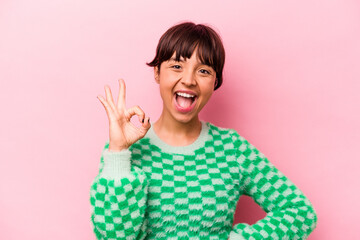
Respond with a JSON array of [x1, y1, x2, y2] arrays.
[[154, 49, 216, 124]]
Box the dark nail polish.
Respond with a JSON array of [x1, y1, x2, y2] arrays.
[[142, 118, 144, 123], [148, 118, 150, 123]]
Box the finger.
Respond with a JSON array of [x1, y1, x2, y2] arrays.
[[97, 95, 116, 121], [104, 85, 118, 113], [117, 79, 126, 110], [126, 105, 145, 122], [142, 116, 151, 129], [139, 116, 151, 137]]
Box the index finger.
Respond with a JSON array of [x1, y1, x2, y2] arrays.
[[117, 78, 126, 110]]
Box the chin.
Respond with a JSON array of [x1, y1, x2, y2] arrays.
[[172, 113, 198, 124]]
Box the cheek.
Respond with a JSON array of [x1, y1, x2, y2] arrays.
[[199, 87, 214, 105], [204, 90, 214, 101], [160, 75, 179, 93], [159, 80, 174, 100], [202, 80, 216, 95]]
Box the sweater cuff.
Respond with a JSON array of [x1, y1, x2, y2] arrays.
[[228, 231, 246, 240], [100, 148, 132, 178]]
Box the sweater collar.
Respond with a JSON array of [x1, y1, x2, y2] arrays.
[[145, 121, 211, 155]]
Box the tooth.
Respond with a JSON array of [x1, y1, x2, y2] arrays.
[[176, 92, 195, 98]]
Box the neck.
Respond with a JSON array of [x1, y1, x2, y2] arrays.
[[153, 110, 202, 146]]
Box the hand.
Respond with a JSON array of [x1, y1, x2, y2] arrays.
[[97, 79, 151, 151]]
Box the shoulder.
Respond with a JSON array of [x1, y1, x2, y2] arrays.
[[205, 121, 246, 144], [205, 121, 261, 156]]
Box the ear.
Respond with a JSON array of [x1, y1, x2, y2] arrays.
[[154, 66, 160, 84]]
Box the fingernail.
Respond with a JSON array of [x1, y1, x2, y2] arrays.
[[142, 118, 144, 123], [148, 118, 150, 123]]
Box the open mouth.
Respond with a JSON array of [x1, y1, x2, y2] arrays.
[[173, 92, 198, 113], [175, 93, 196, 107]]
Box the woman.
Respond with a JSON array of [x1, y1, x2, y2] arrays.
[[90, 21, 318, 239]]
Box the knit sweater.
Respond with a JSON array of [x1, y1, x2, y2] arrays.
[[90, 121, 317, 239]]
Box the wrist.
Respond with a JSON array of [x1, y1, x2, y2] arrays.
[[108, 143, 129, 151]]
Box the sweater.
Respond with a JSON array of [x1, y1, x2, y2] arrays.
[[90, 121, 318, 239]]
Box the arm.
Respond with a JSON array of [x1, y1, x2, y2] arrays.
[[90, 142, 148, 240], [229, 133, 318, 239]]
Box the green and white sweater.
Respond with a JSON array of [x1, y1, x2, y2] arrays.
[[90, 121, 317, 239]]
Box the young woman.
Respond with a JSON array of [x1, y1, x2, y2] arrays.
[[90, 22, 317, 239]]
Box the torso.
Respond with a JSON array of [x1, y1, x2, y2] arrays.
[[128, 122, 243, 239]]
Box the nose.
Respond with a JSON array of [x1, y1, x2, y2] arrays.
[[181, 69, 197, 86]]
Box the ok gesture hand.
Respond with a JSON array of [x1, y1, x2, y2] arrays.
[[97, 79, 151, 151]]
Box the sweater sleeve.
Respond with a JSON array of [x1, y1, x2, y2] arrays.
[[90, 141, 149, 240], [229, 132, 318, 239]]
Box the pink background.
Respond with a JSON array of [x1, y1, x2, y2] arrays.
[[1, 0, 359, 239]]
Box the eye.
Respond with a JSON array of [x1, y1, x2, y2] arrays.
[[199, 69, 210, 74], [171, 65, 181, 69]]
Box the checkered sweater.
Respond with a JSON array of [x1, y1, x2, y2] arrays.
[[90, 121, 317, 239]]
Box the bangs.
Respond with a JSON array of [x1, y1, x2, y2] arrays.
[[168, 34, 215, 67]]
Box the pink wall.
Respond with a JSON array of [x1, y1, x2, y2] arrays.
[[1, 0, 359, 239]]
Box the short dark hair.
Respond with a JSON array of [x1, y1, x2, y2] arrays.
[[147, 21, 225, 91]]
